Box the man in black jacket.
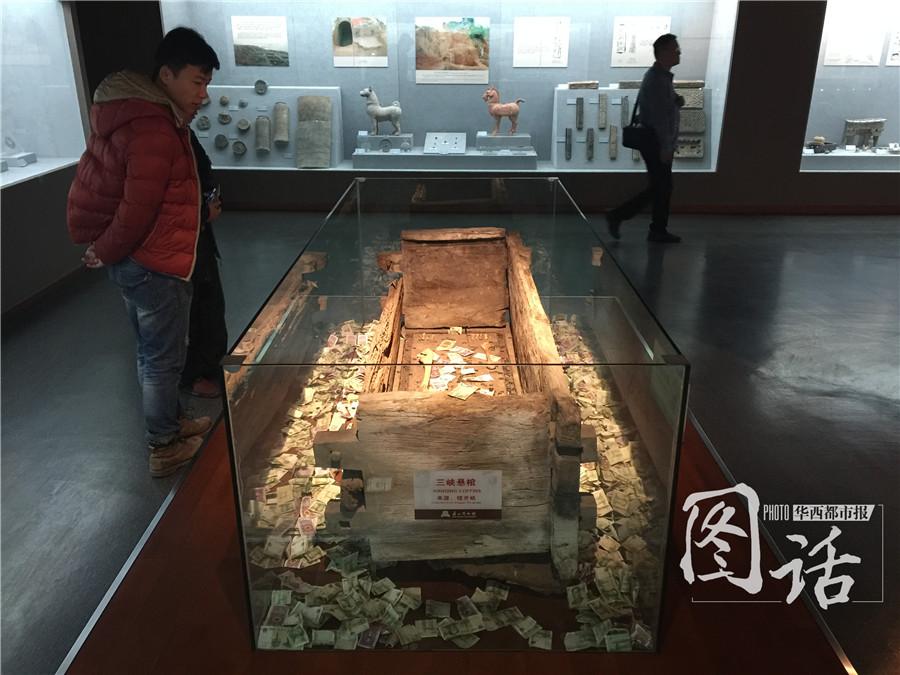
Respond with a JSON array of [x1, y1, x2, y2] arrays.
[[607, 33, 684, 243]]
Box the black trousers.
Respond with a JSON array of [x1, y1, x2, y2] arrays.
[[181, 226, 227, 386], [609, 140, 673, 233]]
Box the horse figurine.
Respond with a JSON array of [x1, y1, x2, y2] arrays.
[[360, 86, 402, 136], [482, 86, 524, 136]]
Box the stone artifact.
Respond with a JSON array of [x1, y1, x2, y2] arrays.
[[842, 118, 886, 148], [296, 96, 332, 168], [568, 80, 599, 89], [360, 86, 402, 135], [273, 102, 290, 145], [233, 140, 247, 156], [621, 96, 630, 129], [482, 86, 523, 136], [214, 134, 229, 150], [195, 115, 211, 130], [806, 136, 837, 154], [675, 88, 703, 109], [598, 94, 608, 129], [609, 125, 618, 160], [889, 142, 900, 154], [586, 128, 594, 161], [256, 116, 271, 152], [679, 109, 705, 133], [255, 79, 268, 95], [0, 159, 6, 172], [565, 128, 572, 160], [237, 118, 251, 133], [575, 97, 584, 131], [219, 95, 230, 106], [674, 137, 704, 158], [239, 99, 249, 108], [218, 112, 232, 125]]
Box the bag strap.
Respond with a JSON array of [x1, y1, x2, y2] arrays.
[[630, 93, 641, 125]]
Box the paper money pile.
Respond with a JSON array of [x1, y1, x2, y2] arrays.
[[417, 335, 505, 397], [553, 314, 664, 652], [257, 556, 552, 651]]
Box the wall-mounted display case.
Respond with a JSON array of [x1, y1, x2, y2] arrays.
[[161, 1, 738, 173], [802, 0, 900, 171], [223, 177, 690, 652], [0, 0, 86, 188]]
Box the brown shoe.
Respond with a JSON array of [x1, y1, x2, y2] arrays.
[[179, 415, 212, 439], [149, 435, 203, 478]]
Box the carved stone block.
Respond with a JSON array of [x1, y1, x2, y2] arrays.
[[565, 128, 572, 160], [255, 116, 271, 152], [674, 137, 704, 158], [609, 125, 618, 160], [296, 96, 332, 168], [676, 88, 704, 109], [679, 109, 706, 133], [598, 94, 607, 129], [575, 97, 584, 131], [586, 128, 594, 161], [273, 102, 290, 144]]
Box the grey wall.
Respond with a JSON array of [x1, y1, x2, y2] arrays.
[[161, 0, 716, 161], [1, 165, 82, 313]]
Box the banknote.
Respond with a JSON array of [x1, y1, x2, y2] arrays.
[[425, 599, 452, 618], [415, 618, 440, 638], [528, 629, 553, 650], [456, 595, 481, 618]]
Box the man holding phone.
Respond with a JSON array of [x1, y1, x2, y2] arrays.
[[180, 129, 227, 399]]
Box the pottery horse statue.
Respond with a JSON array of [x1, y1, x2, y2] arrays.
[[482, 86, 524, 136], [360, 86, 402, 135]]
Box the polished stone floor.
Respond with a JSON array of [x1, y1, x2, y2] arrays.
[[1, 211, 897, 674]]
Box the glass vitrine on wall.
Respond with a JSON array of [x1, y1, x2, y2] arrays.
[[160, 1, 738, 172], [0, 0, 86, 188], [802, 0, 900, 171], [222, 177, 690, 652]]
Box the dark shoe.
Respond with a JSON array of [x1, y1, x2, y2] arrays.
[[605, 213, 622, 240], [149, 435, 203, 478], [184, 377, 222, 398], [647, 231, 682, 243], [179, 415, 212, 439]]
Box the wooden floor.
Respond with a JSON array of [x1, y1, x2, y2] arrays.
[[68, 421, 848, 675]]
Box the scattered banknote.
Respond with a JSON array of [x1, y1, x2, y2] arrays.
[[528, 629, 553, 650], [425, 599, 452, 618]]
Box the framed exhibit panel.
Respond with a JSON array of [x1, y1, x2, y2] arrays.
[[0, 0, 86, 188], [160, 0, 738, 173], [222, 177, 690, 652], [802, 0, 900, 171]]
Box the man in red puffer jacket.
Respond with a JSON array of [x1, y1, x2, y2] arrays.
[[67, 28, 219, 477]]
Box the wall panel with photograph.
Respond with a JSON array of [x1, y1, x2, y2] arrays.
[[160, 0, 738, 173], [802, 0, 900, 171]]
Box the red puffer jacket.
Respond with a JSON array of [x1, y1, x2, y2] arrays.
[[67, 71, 200, 280]]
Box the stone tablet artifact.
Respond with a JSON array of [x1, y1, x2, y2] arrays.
[[255, 79, 268, 95], [237, 118, 251, 133], [214, 134, 229, 150], [621, 96, 630, 128], [842, 118, 886, 148], [598, 94, 608, 129], [256, 116, 271, 152], [296, 96, 332, 168], [586, 128, 594, 161], [218, 112, 232, 125], [568, 80, 599, 89], [273, 102, 290, 145], [674, 137, 704, 158], [575, 97, 584, 131], [565, 128, 572, 160], [676, 88, 703, 109], [679, 109, 706, 133], [195, 115, 211, 130], [609, 125, 618, 160], [219, 95, 230, 106], [233, 140, 247, 156]]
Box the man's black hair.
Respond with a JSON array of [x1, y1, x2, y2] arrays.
[[153, 27, 219, 79], [653, 33, 678, 58]]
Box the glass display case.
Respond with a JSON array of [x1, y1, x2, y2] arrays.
[[223, 177, 690, 652], [160, 0, 737, 172], [802, 0, 900, 171], [0, 0, 86, 188]]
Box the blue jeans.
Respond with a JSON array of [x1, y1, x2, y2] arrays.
[[107, 258, 192, 447]]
